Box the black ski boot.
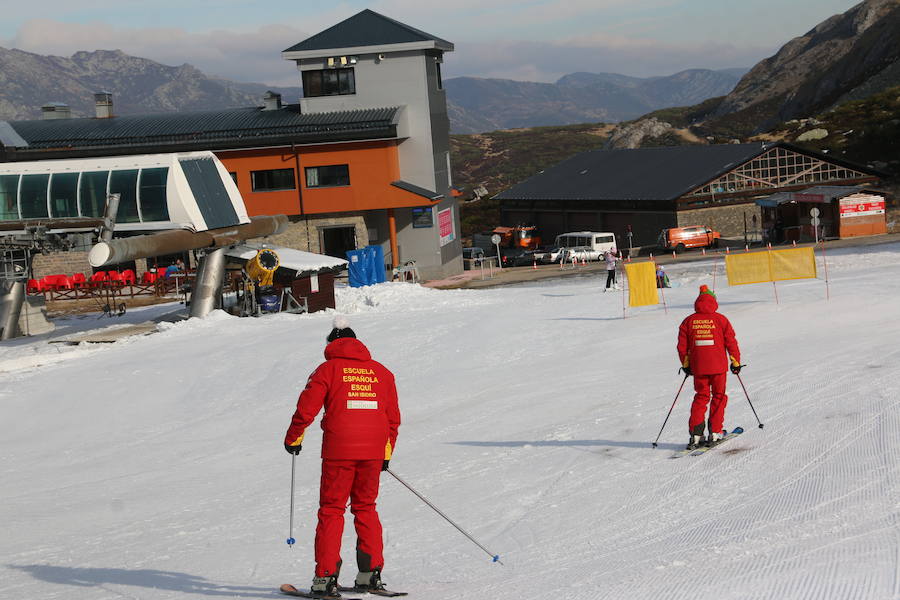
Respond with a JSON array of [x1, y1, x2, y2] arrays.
[[706, 431, 724, 447], [354, 568, 386, 592], [686, 434, 705, 450], [310, 574, 340, 598]]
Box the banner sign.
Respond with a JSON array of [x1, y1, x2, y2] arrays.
[[438, 207, 455, 246], [839, 195, 885, 218], [726, 247, 817, 286], [624, 262, 659, 307]]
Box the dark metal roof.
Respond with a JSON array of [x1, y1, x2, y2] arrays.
[[496, 143, 777, 202], [496, 142, 883, 203], [0, 105, 399, 156], [391, 180, 442, 201], [284, 9, 452, 53]]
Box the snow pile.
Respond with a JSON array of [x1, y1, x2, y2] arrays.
[[1, 244, 899, 600]]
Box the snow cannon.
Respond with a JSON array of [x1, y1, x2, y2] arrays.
[[245, 248, 280, 287], [246, 249, 281, 313]]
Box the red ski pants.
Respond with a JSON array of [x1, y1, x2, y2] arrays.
[[689, 373, 728, 435], [315, 459, 384, 578]]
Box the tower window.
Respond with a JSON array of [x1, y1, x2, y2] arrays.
[[302, 68, 356, 97]]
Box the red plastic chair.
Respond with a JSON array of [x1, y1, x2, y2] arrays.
[[39, 275, 60, 291], [141, 271, 157, 284], [121, 269, 136, 285], [89, 271, 109, 287], [71, 273, 87, 288], [106, 271, 123, 287], [55, 275, 75, 291], [27, 279, 42, 294]]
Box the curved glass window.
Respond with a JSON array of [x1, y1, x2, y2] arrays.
[[49, 172, 79, 217], [0, 175, 19, 221], [20, 174, 50, 218], [109, 170, 139, 223], [79, 171, 109, 218], [139, 168, 169, 221]]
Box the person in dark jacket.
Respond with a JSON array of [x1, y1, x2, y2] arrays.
[[284, 316, 400, 597], [677, 286, 742, 449]]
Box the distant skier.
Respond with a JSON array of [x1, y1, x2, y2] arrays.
[[603, 250, 619, 291], [284, 316, 400, 598], [656, 265, 670, 288], [677, 285, 742, 449]]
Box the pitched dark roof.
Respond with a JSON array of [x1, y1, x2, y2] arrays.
[[496, 143, 776, 202], [284, 9, 452, 53], [0, 105, 399, 158], [496, 142, 884, 203]]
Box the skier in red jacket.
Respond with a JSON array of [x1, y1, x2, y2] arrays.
[[677, 285, 742, 450], [284, 317, 400, 598]]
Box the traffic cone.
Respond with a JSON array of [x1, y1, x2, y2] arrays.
[[792, 240, 797, 247], [726, 247, 730, 254], [745, 244, 749, 252], [581, 257, 587, 266], [532, 257, 537, 270], [702, 248, 706, 256], [672, 251, 676, 259]]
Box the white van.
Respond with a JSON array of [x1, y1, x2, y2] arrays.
[[553, 232, 617, 261]]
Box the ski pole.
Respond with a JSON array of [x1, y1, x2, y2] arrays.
[[386, 469, 503, 565], [736, 372, 764, 429], [652, 373, 689, 448], [286, 454, 296, 548]]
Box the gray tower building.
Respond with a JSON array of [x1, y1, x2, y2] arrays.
[[283, 9, 461, 279]]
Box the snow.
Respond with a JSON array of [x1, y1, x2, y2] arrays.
[[2, 243, 899, 600]]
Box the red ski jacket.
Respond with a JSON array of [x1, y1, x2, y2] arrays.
[[285, 338, 400, 460], [677, 288, 741, 376]]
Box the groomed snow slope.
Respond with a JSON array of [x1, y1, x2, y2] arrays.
[[1, 244, 899, 600]]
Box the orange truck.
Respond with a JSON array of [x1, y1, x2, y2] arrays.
[[490, 225, 542, 250], [472, 225, 542, 267], [659, 226, 721, 252]]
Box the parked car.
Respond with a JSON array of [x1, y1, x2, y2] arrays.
[[658, 226, 721, 253], [462, 247, 485, 270], [554, 231, 617, 260]]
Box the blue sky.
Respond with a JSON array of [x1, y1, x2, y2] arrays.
[[0, 0, 860, 85]]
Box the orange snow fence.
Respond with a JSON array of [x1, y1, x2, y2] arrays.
[[725, 247, 817, 286], [625, 262, 659, 307]]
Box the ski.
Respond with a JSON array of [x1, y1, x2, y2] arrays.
[[689, 427, 744, 457], [670, 427, 744, 459], [280, 583, 363, 600], [338, 586, 408, 597]]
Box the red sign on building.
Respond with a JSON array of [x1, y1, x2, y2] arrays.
[[839, 196, 885, 218]]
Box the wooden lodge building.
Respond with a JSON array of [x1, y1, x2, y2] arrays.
[[0, 9, 462, 281], [495, 142, 885, 248]]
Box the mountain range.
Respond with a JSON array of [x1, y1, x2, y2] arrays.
[[444, 68, 746, 133], [0, 45, 742, 134]]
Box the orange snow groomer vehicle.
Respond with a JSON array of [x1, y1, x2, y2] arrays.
[[659, 226, 720, 253], [492, 225, 541, 250]]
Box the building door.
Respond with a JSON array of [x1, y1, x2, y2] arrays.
[[321, 226, 357, 259]]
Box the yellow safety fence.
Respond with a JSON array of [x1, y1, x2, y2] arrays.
[[625, 262, 659, 307], [725, 247, 817, 286]]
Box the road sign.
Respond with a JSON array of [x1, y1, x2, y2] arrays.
[[810, 207, 820, 218], [490, 234, 501, 245], [811, 216, 821, 227]]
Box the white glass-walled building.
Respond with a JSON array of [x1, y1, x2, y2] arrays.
[[0, 151, 249, 232]]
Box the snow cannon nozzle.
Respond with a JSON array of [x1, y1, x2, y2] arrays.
[[759, 424, 765, 429], [286, 537, 295, 547]]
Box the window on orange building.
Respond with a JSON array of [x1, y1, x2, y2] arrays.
[[228, 172, 237, 184], [302, 68, 355, 97], [251, 169, 296, 192], [305, 165, 350, 188]]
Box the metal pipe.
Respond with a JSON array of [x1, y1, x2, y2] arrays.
[[89, 215, 288, 267], [99, 193, 121, 243], [0, 280, 25, 341], [189, 248, 226, 318]]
